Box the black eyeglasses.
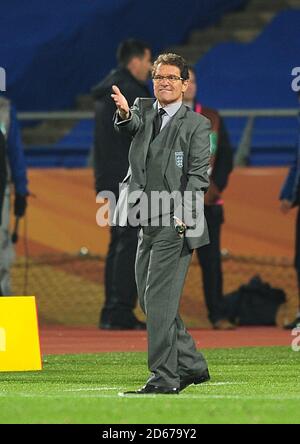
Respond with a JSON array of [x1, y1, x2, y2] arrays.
[[152, 75, 185, 83]]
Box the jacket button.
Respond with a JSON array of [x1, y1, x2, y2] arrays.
[[139, 184, 144, 189]]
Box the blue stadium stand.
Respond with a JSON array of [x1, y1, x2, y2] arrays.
[[17, 5, 300, 168], [195, 9, 300, 167], [25, 120, 94, 168], [222, 116, 248, 154], [2, 0, 248, 113], [250, 117, 298, 166]]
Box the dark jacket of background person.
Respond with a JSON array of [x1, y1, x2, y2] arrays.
[[0, 97, 28, 197], [280, 94, 300, 206], [92, 68, 151, 196], [0, 129, 6, 222], [280, 144, 300, 206], [0, 96, 28, 217], [279, 109, 300, 269]]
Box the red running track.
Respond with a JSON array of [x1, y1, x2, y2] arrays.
[[39, 326, 293, 355]]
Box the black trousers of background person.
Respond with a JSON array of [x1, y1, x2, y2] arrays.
[[196, 204, 225, 324], [100, 225, 139, 327]]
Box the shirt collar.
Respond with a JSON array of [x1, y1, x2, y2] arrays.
[[154, 100, 182, 117], [183, 100, 194, 110]]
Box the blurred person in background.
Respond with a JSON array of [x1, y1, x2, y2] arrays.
[[183, 66, 235, 330], [0, 94, 28, 295], [91, 39, 152, 329], [0, 129, 6, 219], [280, 90, 300, 329]]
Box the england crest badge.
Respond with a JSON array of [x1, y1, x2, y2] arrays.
[[175, 151, 184, 168]]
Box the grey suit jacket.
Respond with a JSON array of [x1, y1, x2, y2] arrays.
[[113, 98, 211, 250]]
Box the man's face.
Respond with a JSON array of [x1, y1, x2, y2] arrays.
[[136, 49, 152, 81], [153, 63, 188, 106], [184, 69, 197, 102]]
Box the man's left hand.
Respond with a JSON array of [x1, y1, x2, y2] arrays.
[[14, 194, 27, 217]]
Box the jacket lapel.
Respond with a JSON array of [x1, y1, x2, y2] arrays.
[[161, 104, 187, 175], [142, 102, 156, 165]]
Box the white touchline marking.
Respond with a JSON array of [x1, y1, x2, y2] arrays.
[[62, 383, 246, 392], [0, 392, 118, 399], [0, 391, 299, 401], [63, 387, 121, 392], [208, 382, 247, 386], [117, 394, 300, 400]]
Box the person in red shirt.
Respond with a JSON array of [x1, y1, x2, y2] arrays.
[[279, 90, 300, 329], [184, 66, 235, 330]]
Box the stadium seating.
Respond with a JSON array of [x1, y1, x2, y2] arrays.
[[1, 0, 248, 112], [4, 3, 299, 167], [195, 9, 300, 165]]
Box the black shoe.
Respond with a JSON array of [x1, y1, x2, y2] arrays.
[[100, 320, 146, 330], [179, 369, 210, 392], [122, 384, 179, 395], [284, 316, 300, 330]]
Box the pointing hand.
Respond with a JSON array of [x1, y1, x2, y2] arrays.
[[111, 85, 130, 120]]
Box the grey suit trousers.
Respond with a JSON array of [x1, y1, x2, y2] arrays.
[[135, 224, 208, 388]]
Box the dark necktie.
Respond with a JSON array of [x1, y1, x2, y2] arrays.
[[152, 108, 166, 139]]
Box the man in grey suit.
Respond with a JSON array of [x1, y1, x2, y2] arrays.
[[111, 53, 211, 394]]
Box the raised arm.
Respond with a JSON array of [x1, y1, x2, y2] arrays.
[[112, 86, 141, 137]]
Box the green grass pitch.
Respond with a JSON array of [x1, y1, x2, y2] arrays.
[[0, 346, 299, 424]]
